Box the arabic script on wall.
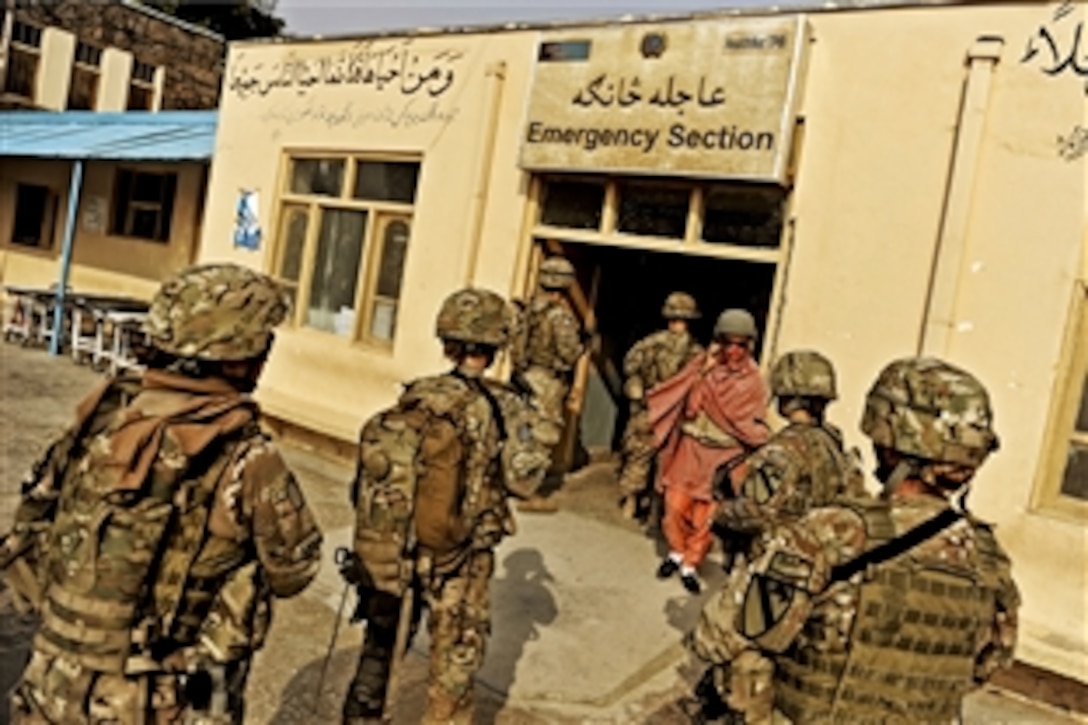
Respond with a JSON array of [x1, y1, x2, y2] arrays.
[[1021, 1, 1088, 93], [228, 40, 464, 100]]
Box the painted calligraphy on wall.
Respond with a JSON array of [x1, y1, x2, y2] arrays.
[[1021, 1, 1088, 93], [227, 40, 464, 101], [519, 17, 808, 182]]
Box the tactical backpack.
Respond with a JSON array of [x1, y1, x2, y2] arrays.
[[30, 378, 250, 675], [350, 376, 481, 596]]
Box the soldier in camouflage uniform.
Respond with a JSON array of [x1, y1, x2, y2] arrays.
[[511, 257, 585, 513], [687, 357, 1019, 724], [713, 350, 866, 561], [343, 288, 542, 725], [618, 292, 704, 521], [1, 263, 323, 725]]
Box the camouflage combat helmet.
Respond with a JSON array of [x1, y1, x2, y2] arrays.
[[860, 357, 999, 467], [538, 257, 575, 290], [143, 263, 289, 361], [714, 308, 758, 340], [661, 292, 701, 320], [435, 287, 509, 347], [771, 350, 837, 400]]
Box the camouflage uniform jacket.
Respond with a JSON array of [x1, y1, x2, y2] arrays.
[[690, 493, 1019, 723], [715, 422, 865, 535], [4, 371, 322, 715], [622, 329, 704, 408], [513, 293, 584, 377]]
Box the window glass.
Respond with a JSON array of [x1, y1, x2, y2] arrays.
[[1074, 374, 1088, 433], [703, 184, 785, 247], [1060, 442, 1088, 500], [616, 182, 688, 238], [278, 205, 309, 282], [306, 209, 367, 337], [354, 161, 419, 203], [375, 220, 410, 299], [291, 159, 345, 197], [110, 170, 176, 242], [369, 219, 411, 343], [540, 178, 605, 230]]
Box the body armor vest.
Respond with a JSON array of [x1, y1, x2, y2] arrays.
[[775, 502, 1003, 723], [34, 381, 256, 674]]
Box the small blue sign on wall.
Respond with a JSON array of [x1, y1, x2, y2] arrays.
[[234, 189, 262, 250]]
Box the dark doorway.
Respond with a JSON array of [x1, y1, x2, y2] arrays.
[[11, 183, 57, 249], [540, 239, 777, 455]]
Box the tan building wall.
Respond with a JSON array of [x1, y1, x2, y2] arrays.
[[0, 158, 206, 304], [203, 2, 1087, 681]]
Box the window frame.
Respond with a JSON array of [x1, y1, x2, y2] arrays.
[[110, 168, 178, 243], [9, 182, 57, 250], [127, 60, 157, 110], [1033, 282, 1088, 521], [4, 20, 42, 100], [533, 174, 786, 265], [272, 151, 419, 349], [67, 41, 102, 110]]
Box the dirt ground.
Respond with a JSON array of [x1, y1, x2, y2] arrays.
[[0, 341, 1085, 724]]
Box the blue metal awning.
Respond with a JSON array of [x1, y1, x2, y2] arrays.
[[0, 111, 217, 161]]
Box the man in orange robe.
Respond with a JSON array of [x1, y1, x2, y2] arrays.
[[648, 309, 770, 593]]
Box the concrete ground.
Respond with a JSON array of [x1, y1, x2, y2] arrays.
[[0, 341, 1084, 724]]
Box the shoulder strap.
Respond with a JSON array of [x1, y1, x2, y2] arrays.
[[453, 371, 507, 440], [828, 507, 961, 586]]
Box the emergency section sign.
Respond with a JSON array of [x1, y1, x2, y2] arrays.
[[519, 17, 808, 182]]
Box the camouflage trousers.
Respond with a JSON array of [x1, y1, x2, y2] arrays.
[[11, 650, 249, 724], [617, 406, 655, 497], [515, 366, 570, 447], [344, 549, 494, 725]]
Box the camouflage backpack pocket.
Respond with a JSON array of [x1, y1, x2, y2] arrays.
[[352, 410, 425, 595]]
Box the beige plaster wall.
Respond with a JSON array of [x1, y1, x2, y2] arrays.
[[206, 2, 1087, 680], [0, 159, 204, 303], [781, 4, 1086, 678], [201, 32, 539, 440]]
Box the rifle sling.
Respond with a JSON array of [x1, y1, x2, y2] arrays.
[[828, 507, 961, 587]]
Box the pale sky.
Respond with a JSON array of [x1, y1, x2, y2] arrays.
[[275, 0, 814, 37]]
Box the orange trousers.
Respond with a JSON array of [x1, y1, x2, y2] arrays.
[[662, 487, 715, 569]]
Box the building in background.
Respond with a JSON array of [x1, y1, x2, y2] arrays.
[[0, 1, 223, 304], [205, 0, 1088, 693], [0, 0, 224, 112]]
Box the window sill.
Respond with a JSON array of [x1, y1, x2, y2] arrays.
[[1027, 498, 1088, 526], [1, 242, 57, 258], [280, 323, 397, 357]]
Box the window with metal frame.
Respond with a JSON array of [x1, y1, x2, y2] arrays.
[[68, 41, 102, 110], [273, 154, 419, 345], [1037, 283, 1088, 516], [110, 169, 177, 242]]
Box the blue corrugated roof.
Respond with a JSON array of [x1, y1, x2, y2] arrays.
[[0, 111, 217, 161]]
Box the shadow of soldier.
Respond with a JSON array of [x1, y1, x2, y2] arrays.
[[269, 548, 557, 725], [477, 548, 558, 723], [267, 642, 433, 724], [0, 582, 38, 725]]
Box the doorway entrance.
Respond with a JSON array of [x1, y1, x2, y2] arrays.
[[540, 239, 777, 457], [525, 173, 789, 470]]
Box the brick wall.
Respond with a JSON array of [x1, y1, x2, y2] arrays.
[[16, 2, 224, 110]]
